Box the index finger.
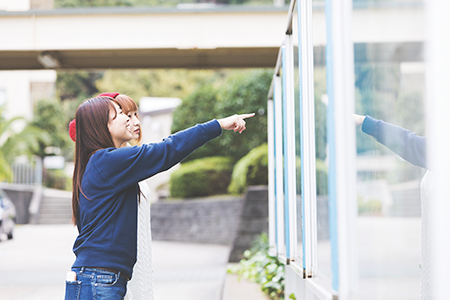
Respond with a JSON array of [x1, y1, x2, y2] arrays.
[[239, 113, 256, 119]]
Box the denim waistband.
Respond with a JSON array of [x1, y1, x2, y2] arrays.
[[72, 267, 129, 281]]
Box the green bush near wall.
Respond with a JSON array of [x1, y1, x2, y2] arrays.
[[228, 144, 268, 195], [169, 156, 234, 198]]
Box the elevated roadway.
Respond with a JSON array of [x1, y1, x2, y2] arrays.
[[0, 3, 424, 70]]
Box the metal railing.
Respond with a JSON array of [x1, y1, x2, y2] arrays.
[[7, 156, 42, 186]]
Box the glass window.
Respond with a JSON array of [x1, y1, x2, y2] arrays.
[[353, 28, 424, 300]]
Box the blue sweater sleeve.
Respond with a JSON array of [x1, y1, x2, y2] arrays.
[[361, 116, 427, 169], [90, 119, 222, 192]]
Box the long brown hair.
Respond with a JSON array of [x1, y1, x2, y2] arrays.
[[71, 96, 118, 225], [115, 94, 142, 144]]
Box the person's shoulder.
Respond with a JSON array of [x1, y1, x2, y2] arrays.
[[90, 147, 127, 162]]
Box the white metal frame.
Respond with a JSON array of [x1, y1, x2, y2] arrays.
[[327, 0, 358, 297], [267, 0, 357, 298], [284, 33, 298, 263], [274, 72, 286, 258], [297, 0, 318, 278], [425, 1, 450, 299], [268, 96, 276, 256]]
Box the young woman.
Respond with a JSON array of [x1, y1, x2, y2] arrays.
[[65, 95, 254, 300], [114, 93, 153, 300]]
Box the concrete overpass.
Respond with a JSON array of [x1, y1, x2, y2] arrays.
[[0, 3, 424, 70]]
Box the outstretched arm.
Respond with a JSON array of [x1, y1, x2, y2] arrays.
[[94, 113, 256, 191], [354, 114, 427, 169]]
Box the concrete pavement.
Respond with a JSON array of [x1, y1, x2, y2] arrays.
[[0, 224, 267, 300]]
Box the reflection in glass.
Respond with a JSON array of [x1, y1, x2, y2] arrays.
[[354, 59, 425, 299], [315, 64, 330, 278]]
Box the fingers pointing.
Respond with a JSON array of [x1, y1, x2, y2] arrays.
[[239, 113, 256, 119]]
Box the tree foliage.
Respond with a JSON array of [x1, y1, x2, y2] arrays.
[[0, 106, 50, 181], [172, 69, 271, 163], [96, 69, 224, 104], [56, 70, 103, 101], [30, 99, 73, 159]]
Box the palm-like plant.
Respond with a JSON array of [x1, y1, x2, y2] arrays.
[[0, 105, 50, 182]]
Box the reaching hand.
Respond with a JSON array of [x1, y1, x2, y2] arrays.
[[217, 113, 255, 134], [353, 114, 365, 126]]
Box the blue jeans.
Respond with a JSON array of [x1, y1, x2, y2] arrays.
[[64, 267, 128, 300]]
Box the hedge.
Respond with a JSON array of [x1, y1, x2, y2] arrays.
[[169, 156, 233, 198], [228, 144, 268, 195]]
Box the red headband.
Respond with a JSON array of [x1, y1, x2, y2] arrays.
[[97, 92, 119, 99], [69, 119, 76, 142], [69, 92, 120, 142]]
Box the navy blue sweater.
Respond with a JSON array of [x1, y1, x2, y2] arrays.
[[361, 116, 427, 169], [72, 120, 222, 280]]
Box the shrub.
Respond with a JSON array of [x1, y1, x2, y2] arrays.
[[228, 144, 268, 195], [228, 233, 285, 300], [169, 156, 233, 198], [43, 169, 69, 190]]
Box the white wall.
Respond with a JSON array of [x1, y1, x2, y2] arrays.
[[0, 0, 30, 11], [0, 70, 56, 131]]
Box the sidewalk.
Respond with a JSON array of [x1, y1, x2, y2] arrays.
[[0, 225, 267, 300]]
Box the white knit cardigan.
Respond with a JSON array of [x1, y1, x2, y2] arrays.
[[124, 181, 154, 300]]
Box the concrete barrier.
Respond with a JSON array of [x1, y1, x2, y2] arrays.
[[0, 183, 36, 224], [229, 186, 268, 262], [151, 195, 243, 245], [151, 186, 270, 263]]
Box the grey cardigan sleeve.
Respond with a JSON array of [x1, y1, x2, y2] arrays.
[[361, 116, 427, 169]]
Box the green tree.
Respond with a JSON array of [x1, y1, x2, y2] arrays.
[[171, 83, 222, 161], [0, 106, 50, 182], [95, 69, 225, 104], [171, 69, 271, 163], [30, 99, 73, 159], [214, 69, 271, 161], [56, 70, 103, 101]]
